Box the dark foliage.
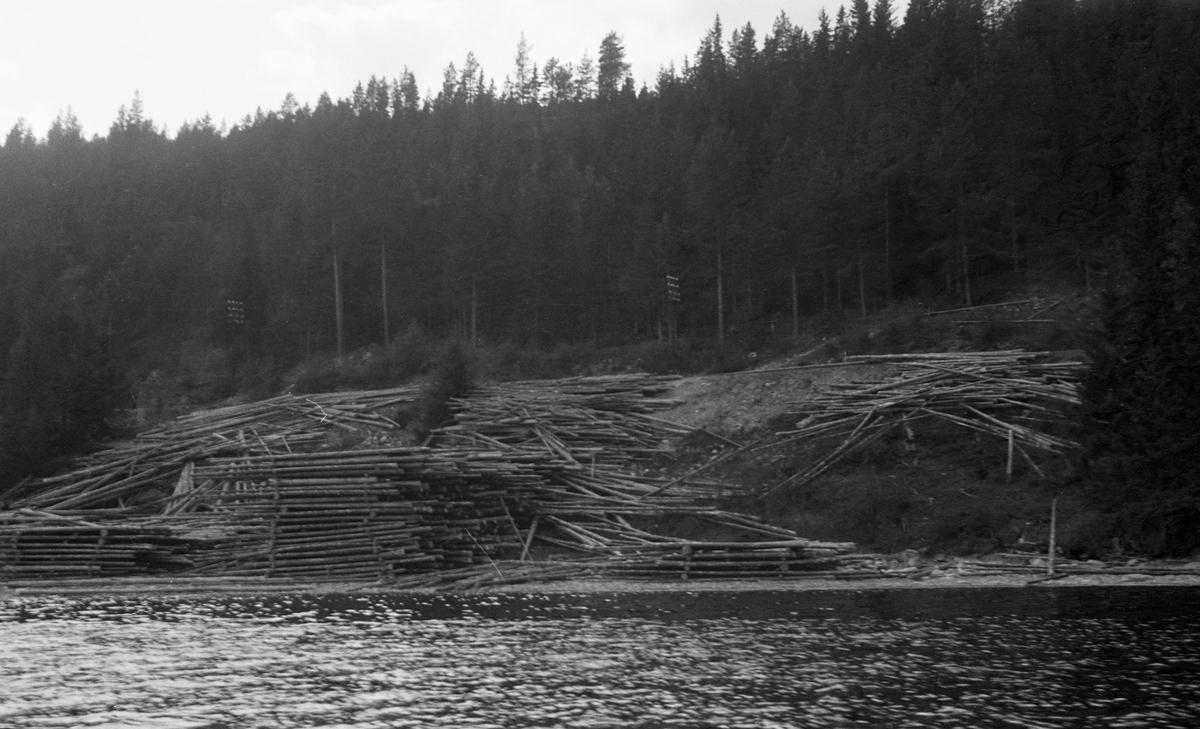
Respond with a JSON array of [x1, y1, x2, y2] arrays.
[[1077, 144, 1200, 554], [0, 312, 127, 486]]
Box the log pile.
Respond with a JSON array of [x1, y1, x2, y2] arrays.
[[6, 386, 421, 511], [2, 373, 863, 586], [0, 509, 196, 578], [431, 374, 688, 469], [178, 447, 550, 580], [762, 351, 1083, 494]]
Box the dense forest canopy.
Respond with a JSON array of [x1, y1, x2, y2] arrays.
[[2, 0, 1199, 511]]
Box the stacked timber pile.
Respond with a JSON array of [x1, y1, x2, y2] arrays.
[[177, 447, 551, 580], [1, 373, 866, 587], [762, 350, 1083, 494]]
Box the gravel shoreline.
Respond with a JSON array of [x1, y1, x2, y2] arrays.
[[5, 570, 1200, 597]]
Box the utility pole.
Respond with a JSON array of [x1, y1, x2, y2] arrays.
[[666, 273, 680, 347]]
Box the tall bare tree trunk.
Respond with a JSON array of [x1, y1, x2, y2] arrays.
[[884, 186, 892, 306], [1009, 197, 1019, 273], [470, 279, 478, 346], [791, 266, 799, 341], [835, 265, 843, 312], [821, 266, 828, 313], [333, 222, 344, 360], [716, 246, 725, 348], [380, 239, 389, 350], [858, 247, 868, 319], [958, 206, 972, 308]]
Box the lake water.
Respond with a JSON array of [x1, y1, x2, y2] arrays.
[[2, 587, 1198, 728]]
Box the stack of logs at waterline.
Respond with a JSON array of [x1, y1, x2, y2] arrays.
[[0, 374, 857, 584], [0, 511, 194, 578]]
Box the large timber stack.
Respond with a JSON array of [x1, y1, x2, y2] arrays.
[[1, 356, 1083, 588], [1, 374, 857, 585]]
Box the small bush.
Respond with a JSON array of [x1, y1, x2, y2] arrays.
[[975, 319, 1016, 350], [818, 477, 916, 551], [288, 357, 340, 394], [1111, 495, 1200, 557], [1057, 510, 1119, 559], [387, 324, 437, 382], [927, 503, 1011, 555], [410, 341, 475, 439]]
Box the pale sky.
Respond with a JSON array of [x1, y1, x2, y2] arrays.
[[0, 1, 897, 140]]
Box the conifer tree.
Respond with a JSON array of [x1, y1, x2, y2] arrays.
[[597, 32, 630, 100]]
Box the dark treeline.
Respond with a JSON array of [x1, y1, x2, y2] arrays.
[[2, 0, 1199, 523]]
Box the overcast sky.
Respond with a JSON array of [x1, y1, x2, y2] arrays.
[[0, 0, 902, 140]]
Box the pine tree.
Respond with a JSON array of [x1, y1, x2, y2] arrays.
[[597, 32, 630, 101]]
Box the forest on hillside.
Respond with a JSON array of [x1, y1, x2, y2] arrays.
[[2, 0, 1199, 527]]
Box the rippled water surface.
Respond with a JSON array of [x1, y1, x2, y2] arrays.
[[2, 587, 1199, 728]]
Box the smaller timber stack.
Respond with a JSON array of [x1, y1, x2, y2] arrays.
[[0, 510, 195, 578], [179, 447, 548, 580]]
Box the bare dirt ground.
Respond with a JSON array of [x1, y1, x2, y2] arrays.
[[663, 362, 896, 437]]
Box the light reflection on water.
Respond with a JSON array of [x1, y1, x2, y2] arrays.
[[2, 588, 1199, 728]]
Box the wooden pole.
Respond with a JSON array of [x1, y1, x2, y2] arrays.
[[1048, 497, 1057, 576], [1007, 428, 1015, 481], [519, 516, 539, 563]]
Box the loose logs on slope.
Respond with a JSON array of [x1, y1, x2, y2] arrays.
[[761, 351, 1083, 494]]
